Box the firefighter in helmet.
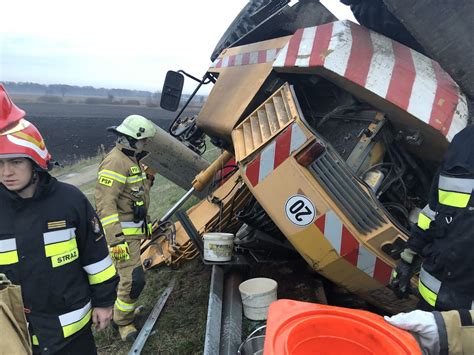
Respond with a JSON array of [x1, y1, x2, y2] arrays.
[[391, 124, 474, 312], [0, 85, 119, 354], [94, 114, 156, 341]]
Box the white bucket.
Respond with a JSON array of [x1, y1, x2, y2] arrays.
[[239, 278, 277, 321], [203, 232, 234, 262]]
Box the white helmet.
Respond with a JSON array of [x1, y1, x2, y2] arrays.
[[110, 115, 157, 140]]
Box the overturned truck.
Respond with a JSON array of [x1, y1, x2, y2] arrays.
[[141, 0, 471, 318]]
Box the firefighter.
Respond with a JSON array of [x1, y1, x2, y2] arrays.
[[0, 85, 119, 354], [385, 309, 474, 355], [94, 114, 156, 341], [390, 125, 474, 311]]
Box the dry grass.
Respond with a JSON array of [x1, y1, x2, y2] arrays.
[[94, 259, 210, 354], [58, 140, 223, 354]]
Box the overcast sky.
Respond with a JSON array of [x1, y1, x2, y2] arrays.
[[0, 0, 355, 94]]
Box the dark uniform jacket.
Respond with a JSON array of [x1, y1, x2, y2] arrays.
[[0, 173, 119, 354], [408, 125, 474, 311]]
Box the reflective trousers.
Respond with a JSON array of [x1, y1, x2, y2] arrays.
[[113, 239, 146, 325]]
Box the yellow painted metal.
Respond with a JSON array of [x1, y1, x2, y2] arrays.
[[232, 83, 296, 161], [197, 36, 292, 146], [141, 171, 251, 269], [192, 151, 233, 192], [346, 112, 386, 173], [240, 131, 418, 313], [232, 84, 419, 312]]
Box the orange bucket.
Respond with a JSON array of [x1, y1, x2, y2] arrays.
[[263, 299, 421, 355]]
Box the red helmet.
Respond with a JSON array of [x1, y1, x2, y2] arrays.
[[0, 119, 52, 170], [0, 84, 25, 131]]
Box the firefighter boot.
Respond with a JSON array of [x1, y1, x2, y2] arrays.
[[118, 324, 138, 342]]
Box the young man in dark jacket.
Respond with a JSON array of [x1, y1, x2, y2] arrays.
[[0, 85, 119, 354]]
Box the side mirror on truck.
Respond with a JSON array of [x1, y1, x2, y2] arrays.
[[160, 71, 184, 112]]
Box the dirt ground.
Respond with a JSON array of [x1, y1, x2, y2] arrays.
[[57, 164, 99, 186], [18, 102, 199, 164]]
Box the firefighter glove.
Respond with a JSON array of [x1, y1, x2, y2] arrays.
[[384, 310, 439, 354], [390, 248, 420, 298], [110, 242, 130, 262]]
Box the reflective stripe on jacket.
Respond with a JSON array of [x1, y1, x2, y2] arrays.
[[0, 174, 118, 354], [95, 144, 151, 246], [411, 173, 474, 310], [408, 125, 474, 311]]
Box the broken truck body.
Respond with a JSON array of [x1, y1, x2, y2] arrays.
[[142, 4, 469, 314]]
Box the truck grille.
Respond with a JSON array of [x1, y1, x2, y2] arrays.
[[309, 150, 385, 234], [232, 83, 295, 161]]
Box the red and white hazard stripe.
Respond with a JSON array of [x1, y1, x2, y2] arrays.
[[273, 21, 468, 142], [211, 48, 281, 69], [314, 210, 392, 285], [245, 123, 307, 187]]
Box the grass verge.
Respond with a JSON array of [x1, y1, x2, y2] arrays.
[[51, 154, 104, 178], [94, 258, 210, 354], [60, 142, 223, 354]]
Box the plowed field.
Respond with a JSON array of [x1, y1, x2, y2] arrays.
[[19, 102, 199, 164]]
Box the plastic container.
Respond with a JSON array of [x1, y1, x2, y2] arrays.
[[239, 278, 278, 320], [238, 326, 266, 355], [264, 299, 422, 355], [203, 232, 234, 262]]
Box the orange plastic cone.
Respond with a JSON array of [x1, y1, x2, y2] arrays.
[[263, 299, 421, 355]]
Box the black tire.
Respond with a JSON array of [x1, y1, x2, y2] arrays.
[[211, 0, 279, 61], [349, 0, 424, 54]]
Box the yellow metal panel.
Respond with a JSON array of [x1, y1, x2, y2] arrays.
[[258, 109, 272, 140], [239, 118, 417, 312], [198, 36, 292, 146], [250, 116, 263, 147], [287, 222, 340, 270], [273, 95, 290, 125], [233, 128, 246, 160], [232, 83, 297, 161], [242, 121, 254, 152], [141, 173, 251, 269]]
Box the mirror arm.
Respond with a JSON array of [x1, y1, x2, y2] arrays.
[[168, 72, 213, 136], [177, 70, 203, 83]]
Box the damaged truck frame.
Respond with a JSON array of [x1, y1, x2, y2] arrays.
[[139, 0, 471, 353]]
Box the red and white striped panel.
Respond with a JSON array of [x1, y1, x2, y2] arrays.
[[245, 123, 307, 187], [211, 48, 281, 68], [273, 21, 468, 142], [315, 210, 392, 285]]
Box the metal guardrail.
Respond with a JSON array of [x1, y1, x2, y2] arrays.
[[204, 265, 224, 355], [128, 277, 177, 355], [204, 266, 244, 355]]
